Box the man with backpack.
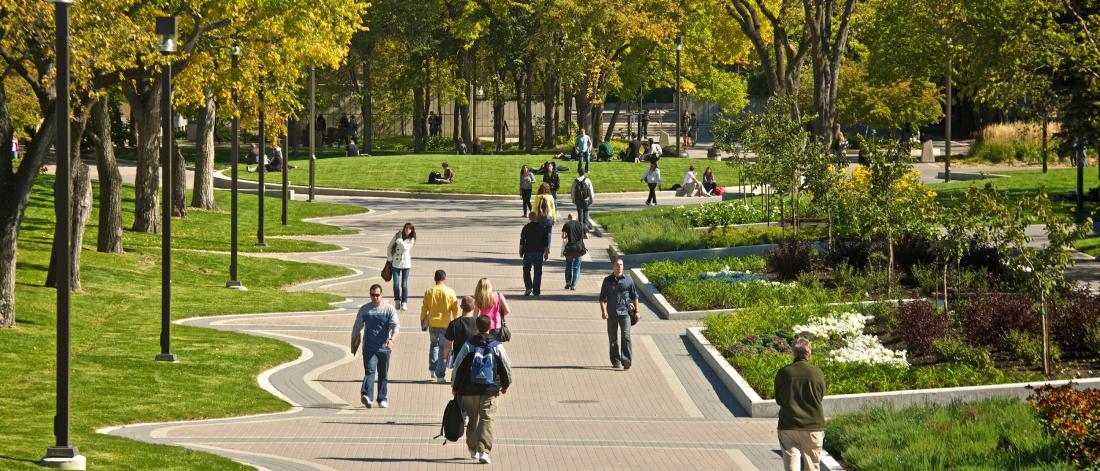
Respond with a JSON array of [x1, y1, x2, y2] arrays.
[[451, 315, 513, 464], [570, 167, 595, 230]]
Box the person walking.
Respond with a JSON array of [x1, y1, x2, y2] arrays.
[[473, 278, 510, 340], [421, 269, 459, 383], [519, 213, 550, 296], [599, 258, 639, 369], [350, 284, 399, 409], [542, 161, 560, 202], [682, 111, 693, 147], [640, 110, 649, 138], [532, 182, 557, 252], [451, 315, 513, 464], [561, 213, 587, 290], [774, 338, 827, 471], [643, 160, 661, 206], [519, 165, 536, 217], [571, 167, 594, 229], [443, 296, 478, 368], [689, 112, 700, 145], [575, 128, 593, 173], [386, 222, 416, 311]]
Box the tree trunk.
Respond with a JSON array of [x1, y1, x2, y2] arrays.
[[604, 100, 623, 142], [563, 85, 573, 140], [575, 91, 590, 136], [493, 77, 504, 152], [46, 161, 92, 292], [542, 72, 557, 148], [1041, 114, 1048, 173], [172, 145, 187, 218], [524, 62, 534, 151], [125, 78, 163, 233], [362, 60, 373, 154], [91, 96, 124, 253], [413, 85, 427, 152], [452, 100, 460, 144], [191, 89, 218, 210]]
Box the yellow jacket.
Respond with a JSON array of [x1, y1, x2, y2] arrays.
[[421, 284, 459, 328]]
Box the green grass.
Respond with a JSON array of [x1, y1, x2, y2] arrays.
[[235, 154, 742, 195], [0, 177, 357, 469], [826, 399, 1075, 470]]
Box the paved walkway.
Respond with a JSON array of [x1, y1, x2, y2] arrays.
[[101, 196, 785, 470]]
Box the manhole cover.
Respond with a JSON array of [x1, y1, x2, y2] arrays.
[[558, 400, 600, 404]]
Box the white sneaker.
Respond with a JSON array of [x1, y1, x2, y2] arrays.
[[361, 395, 372, 408], [378, 400, 388, 408], [478, 452, 491, 464]]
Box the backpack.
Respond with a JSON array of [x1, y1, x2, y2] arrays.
[[469, 340, 502, 385], [433, 398, 464, 444], [428, 170, 442, 183], [574, 179, 591, 208]]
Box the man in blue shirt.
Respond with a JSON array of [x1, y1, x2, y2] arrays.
[[351, 284, 400, 408], [575, 128, 592, 173], [598, 258, 640, 369]]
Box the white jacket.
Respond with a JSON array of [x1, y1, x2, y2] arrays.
[[387, 233, 415, 269]]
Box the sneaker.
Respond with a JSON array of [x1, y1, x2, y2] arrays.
[[378, 400, 388, 408], [565, 284, 572, 290], [361, 395, 372, 408], [612, 363, 622, 369], [401, 302, 408, 311], [570, 285, 578, 291], [478, 452, 491, 464], [524, 289, 532, 296], [436, 377, 448, 384], [469, 448, 478, 459], [623, 363, 632, 371]]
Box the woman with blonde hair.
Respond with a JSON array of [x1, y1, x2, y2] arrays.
[[473, 278, 510, 340], [532, 182, 557, 252]]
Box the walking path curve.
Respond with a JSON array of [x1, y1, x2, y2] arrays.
[[100, 195, 786, 470]]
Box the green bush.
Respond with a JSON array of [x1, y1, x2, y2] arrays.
[[911, 263, 995, 295], [702, 225, 824, 249], [1005, 330, 1062, 367], [642, 256, 766, 290], [673, 201, 778, 227], [969, 141, 1042, 163], [662, 278, 838, 311], [864, 301, 900, 333], [832, 262, 889, 299], [1085, 325, 1100, 357], [826, 400, 1075, 471], [931, 337, 995, 370]]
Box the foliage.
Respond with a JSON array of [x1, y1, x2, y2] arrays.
[[1029, 384, 1100, 470], [957, 292, 1038, 348], [1005, 330, 1062, 367], [827, 400, 1075, 471], [930, 337, 995, 370], [662, 278, 836, 312], [642, 256, 766, 290], [824, 238, 875, 269], [895, 300, 952, 355], [910, 262, 994, 295], [968, 141, 1043, 164], [1049, 290, 1100, 354], [831, 59, 944, 131], [723, 332, 795, 357], [766, 238, 814, 281], [1085, 325, 1100, 358], [703, 225, 822, 249], [673, 201, 779, 227]]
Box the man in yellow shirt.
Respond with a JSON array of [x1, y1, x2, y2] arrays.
[[422, 269, 459, 383]]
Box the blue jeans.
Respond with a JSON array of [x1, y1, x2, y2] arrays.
[[580, 150, 590, 172], [542, 219, 554, 251], [523, 252, 544, 294], [607, 315, 632, 366], [428, 327, 448, 379], [521, 188, 532, 215], [565, 256, 582, 286], [576, 205, 590, 227], [392, 267, 410, 304], [361, 350, 391, 402]]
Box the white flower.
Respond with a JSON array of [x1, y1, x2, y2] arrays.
[[792, 311, 908, 368]]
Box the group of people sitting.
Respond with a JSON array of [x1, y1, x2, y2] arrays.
[[245, 142, 296, 173], [678, 165, 719, 197]]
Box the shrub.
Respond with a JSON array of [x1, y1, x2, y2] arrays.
[[1049, 290, 1100, 354], [957, 292, 1037, 347], [662, 278, 836, 311], [912, 263, 996, 295], [766, 238, 814, 280], [642, 256, 767, 290], [1029, 383, 1100, 470], [930, 337, 994, 370], [960, 240, 1002, 274], [831, 263, 889, 299], [892, 236, 936, 273], [1004, 330, 1061, 367], [823, 238, 875, 270], [1085, 325, 1100, 358], [674, 200, 778, 227], [701, 225, 824, 248], [895, 300, 952, 355], [864, 302, 899, 333]]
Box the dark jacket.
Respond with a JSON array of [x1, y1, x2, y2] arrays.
[[520, 221, 549, 255], [543, 171, 560, 192], [774, 359, 827, 431], [452, 334, 513, 397]]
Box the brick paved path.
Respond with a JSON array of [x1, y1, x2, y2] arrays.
[[103, 196, 784, 470]]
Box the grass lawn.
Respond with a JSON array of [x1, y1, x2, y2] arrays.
[[235, 153, 744, 195], [0, 177, 358, 469], [826, 399, 1074, 470]]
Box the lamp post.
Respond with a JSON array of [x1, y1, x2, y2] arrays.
[[155, 15, 177, 363], [309, 66, 316, 202], [41, 1, 86, 469], [257, 80, 267, 247], [944, 37, 953, 183], [226, 45, 244, 290], [281, 128, 288, 226], [675, 34, 683, 158]]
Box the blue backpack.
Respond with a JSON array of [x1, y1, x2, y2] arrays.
[[469, 340, 502, 385]]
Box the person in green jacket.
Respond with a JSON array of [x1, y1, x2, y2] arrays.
[[774, 338, 827, 471]]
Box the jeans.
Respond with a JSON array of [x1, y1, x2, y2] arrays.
[[646, 183, 658, 205], [565, 256, 582, 287], [361, 350, 391, 402], [523, 252, 544, 294], [521, 188, 532, 215], [428, 327, 448, 379], [392, 267, 410, 304], [579, 150, 591, 172], [462, 395, 497, 453], [607, 315, 632, 366], [551, 190, 558, 203], [576, 205, 590, 227], [542, 219, 554, 251]]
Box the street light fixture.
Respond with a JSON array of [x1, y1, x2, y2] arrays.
[[309, 66, 316, 202], [41, 1, 86, 468], [155, 15, 177, 363], [257, 79, 267, 247], [226, 45, 245, 290], [675, 34, 683, 158], [944, 36, 953, 183]]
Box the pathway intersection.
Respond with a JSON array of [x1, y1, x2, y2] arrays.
[[102, 196, 786, 470]]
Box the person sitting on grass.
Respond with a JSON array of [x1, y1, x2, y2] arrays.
[[429, 163, 455, 184]]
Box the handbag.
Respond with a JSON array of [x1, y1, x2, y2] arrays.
[[381, 260, 393, 282], [563, 240, 587, 258], [495, 292, 511, 342], [498, 318, 511, 342]]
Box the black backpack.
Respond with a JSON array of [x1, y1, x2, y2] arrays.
[[574, 179, 591, 208], [434, 398, 464, 444]]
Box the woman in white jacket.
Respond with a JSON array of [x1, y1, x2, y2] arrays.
[[643, 161, 661, 206], [387, 222, 416, 310]]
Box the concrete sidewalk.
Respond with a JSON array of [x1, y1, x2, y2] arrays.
[[102, 196, 785, 470]]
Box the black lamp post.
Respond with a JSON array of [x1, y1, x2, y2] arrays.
[[944, 37, 953, 183], [309, 65, 316, 202], [41, 1, 86, 468], [155, 15, 177, 363], [281, 127, 288, 226], [257, 80, 267, 247], [675, 34, 682, 157], [226, 45, 244, 290]]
